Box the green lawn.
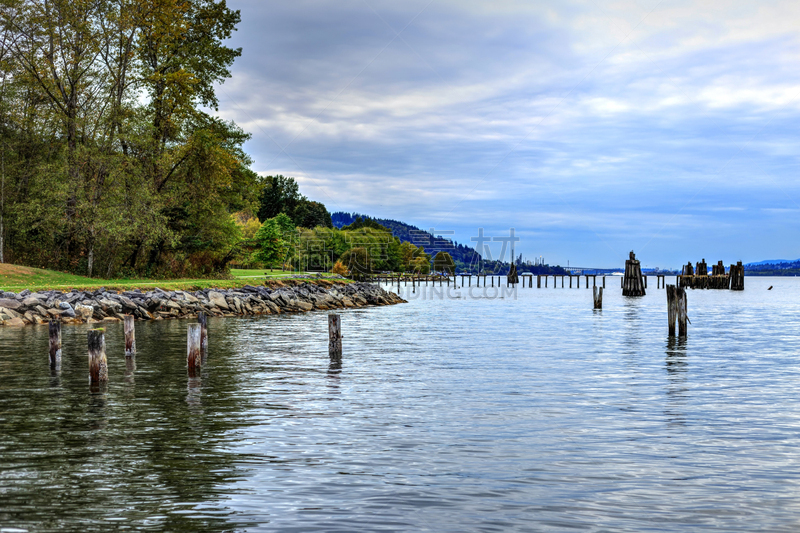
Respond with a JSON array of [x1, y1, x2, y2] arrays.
[[230, 268, 296, 278], [0, 264, 342, 292]]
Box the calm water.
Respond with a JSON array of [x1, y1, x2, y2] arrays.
[[2, 277, 800, 531]]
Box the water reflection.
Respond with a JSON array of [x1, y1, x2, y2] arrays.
[[664, 337, 689, 427], [0, 318, 253, 531]]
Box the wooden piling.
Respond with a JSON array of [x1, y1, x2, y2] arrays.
[[88, 328, 108, 383], [329, 314, 342, 360], [49, 320, 61, 369], [593, 286, 603, 309], [124, 315, 136, 356], [622, 251, 646, 296], [187, 323, 202, 370], [677, 287, 687, 337], [666, 285, 677, 336], [602, 276, 606, 289], [537, 275, 541, 288], [198, 312, 208, 353], [730, 261, 745, 291]]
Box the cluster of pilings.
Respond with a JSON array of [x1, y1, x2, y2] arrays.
[[48, 312, 210, 382], [622, 251, 646, 296], [48, 311, 345, 384], [678, 259, 744, 290]]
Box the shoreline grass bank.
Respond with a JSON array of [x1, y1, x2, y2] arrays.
[[0, 263, 344, 292]]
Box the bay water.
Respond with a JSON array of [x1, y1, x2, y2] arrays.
[[1, 277, 800, 531]]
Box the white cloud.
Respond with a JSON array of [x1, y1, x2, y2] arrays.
[[220, 0, 800, 266]]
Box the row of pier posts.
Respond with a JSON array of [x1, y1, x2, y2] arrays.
[[678, 259, 745, 290], [47, 311, 343, 383], [376, 273, 683, 291]]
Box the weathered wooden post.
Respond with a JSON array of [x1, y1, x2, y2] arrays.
[[88, 328, 108, 383], [643, 275, 647, 289], [187, 323, 202, 370], [593, 286, 603, 309], [622, 251, 646, 296], [329, 314, 342, 360], [666, 285, 677, 336], [677, 287, 688, 337], [603, 276, 606, 289], [730, 261, 745, 291], [49, 320, 61, 369], [197, 312, 208, 353], [123, 315, 136, 356], [537, 275, 541, 288]]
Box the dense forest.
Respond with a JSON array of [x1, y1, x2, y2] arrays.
[[0, 0, 261, 277]]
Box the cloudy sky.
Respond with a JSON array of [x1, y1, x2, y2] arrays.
[[217, 0, 800, 268]]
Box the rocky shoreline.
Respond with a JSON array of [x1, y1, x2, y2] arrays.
[[0, 281, 405, 327]]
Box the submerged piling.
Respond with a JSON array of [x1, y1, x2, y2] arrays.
[[197, 312, 208, 353], [593, 286, 603, 309], [49, 320, 61, 369], [677, 288, 688, 337], [187, 323, 201, 371], [622, 251, 646, 296], [667, 285, 677, 336], [88, 329, 108, 383], [329, 314, 342, 360], [124, 315, 136, 356]]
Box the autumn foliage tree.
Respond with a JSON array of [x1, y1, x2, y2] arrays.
[[0, 0, 259, 277]]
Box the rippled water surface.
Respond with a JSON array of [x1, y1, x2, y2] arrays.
[[3, 277, 800, 531]]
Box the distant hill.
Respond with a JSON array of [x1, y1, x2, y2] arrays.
[[745, 259, 799, 266], [331, 212, 568, 274], [744, 258, 800, 276], [332, 212, 482, 269]]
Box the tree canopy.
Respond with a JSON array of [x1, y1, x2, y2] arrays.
[[0, 0, 260, 277], [257, 174, 332, 229]]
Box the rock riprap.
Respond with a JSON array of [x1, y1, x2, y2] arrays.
[[0, 282, 404, 326]]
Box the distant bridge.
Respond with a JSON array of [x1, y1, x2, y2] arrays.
[[563, 267, 623, 275]]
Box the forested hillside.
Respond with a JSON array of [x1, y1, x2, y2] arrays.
[[332, 212, 481, 269], [331, 212, 568, 274], [745, 259, 800, 276]]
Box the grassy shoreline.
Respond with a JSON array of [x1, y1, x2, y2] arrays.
[[0, 264, 346, 292]]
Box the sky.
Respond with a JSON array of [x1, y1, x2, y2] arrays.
[[216, 0, 800, 269]]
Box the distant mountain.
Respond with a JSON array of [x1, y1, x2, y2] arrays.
[[745, 259, 799, 266]]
